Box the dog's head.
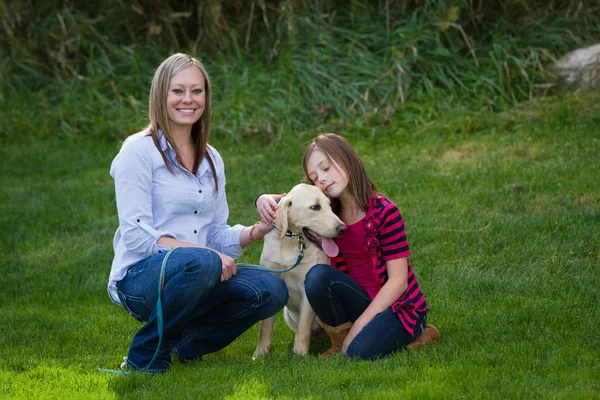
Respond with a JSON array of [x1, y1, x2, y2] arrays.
[[275, 183, 346, 257]]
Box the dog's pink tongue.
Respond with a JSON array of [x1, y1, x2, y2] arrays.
[[321, 237, 339, 258]]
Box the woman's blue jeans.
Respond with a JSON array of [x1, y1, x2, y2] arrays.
[[116, 247, 288, 373], [305, 264, 426, 360]]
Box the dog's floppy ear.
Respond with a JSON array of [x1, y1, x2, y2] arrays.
[[275, 197, 292, 239]]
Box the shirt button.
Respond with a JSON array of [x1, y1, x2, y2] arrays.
[[158, 250, 162, 253], [137, 219, 140, 222], [194, 230, 197, 234], [194, 210, 198, 214], [198, 190, 202, 193]]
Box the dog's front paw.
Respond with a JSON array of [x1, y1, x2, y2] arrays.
[[293, 341, 310, 356], [252, 345, 270, 360]]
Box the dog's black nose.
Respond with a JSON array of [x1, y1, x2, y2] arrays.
[[336, 224, 347, 235]]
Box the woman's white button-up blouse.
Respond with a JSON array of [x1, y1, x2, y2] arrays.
[[107, 130, 244, 305]]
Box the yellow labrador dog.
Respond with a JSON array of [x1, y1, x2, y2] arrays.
[[253, 184, 346, 357]]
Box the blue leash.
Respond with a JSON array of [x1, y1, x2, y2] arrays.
[[98, 247, 179, 375], [237, 234, 305, 273], [99, 237, 304, 375], [236, 257, 302, 273]]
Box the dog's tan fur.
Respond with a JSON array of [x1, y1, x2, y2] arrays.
[[253, 184, 345, 357]]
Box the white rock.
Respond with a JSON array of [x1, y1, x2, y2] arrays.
[[555, 43, 600, 89]]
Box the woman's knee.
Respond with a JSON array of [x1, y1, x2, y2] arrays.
[[172, 247, 222, 289], [177, 248, 220, 271], [260, 273, 289, 311], [239, 270, 288, 318]]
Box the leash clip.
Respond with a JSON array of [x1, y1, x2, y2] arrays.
[[298, 236, 305, 256]]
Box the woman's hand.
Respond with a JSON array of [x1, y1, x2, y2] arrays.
[[254, 220, 274, 239], [256, 193, 285, 224], [215, 250, 237, 282]]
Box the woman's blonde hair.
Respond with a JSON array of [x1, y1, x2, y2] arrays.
[[147, 53, 218, 189], [302, 133, 378, 213]]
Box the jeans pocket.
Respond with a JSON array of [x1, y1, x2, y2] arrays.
[[118, 292, 152, 322]]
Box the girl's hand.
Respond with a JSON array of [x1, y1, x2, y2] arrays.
[[342, 319, 368, 353], [256, 193, 286, 224]]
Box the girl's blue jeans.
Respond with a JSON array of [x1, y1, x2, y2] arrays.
[[305, 264, 426, 360], [116, 247, 288, 373]]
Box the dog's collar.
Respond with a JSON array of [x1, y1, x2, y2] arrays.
[[271, 222, 301, 238], [271, 223, 306, 257]]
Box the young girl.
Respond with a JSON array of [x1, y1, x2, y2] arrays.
[[108, 53, 287, 373], [258, 133, 439, 360]]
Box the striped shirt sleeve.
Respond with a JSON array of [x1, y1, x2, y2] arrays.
[[378, 202, 410, 261]]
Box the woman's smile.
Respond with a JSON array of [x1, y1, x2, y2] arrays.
[[166, 66, 206, 129]]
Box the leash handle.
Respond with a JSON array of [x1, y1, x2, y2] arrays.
[[99, 247, 180, 375]]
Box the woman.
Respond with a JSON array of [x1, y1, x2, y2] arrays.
[[108, 53, 288, 373]]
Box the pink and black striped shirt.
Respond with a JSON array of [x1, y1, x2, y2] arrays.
[[330, 196, 429, 335]]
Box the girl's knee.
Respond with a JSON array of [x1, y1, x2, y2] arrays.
[[306, 264, 331, 281], [304, 264, 332, 296]]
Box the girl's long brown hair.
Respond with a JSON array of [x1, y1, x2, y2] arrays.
[[302, 133, 377, 214]]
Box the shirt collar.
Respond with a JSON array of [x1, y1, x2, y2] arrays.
[[157, 128, 211, 178], [196, 148, 211, 178], [157, 128, 171, 152], [366, 196, 380, 217]]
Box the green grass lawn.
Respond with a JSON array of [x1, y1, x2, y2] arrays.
[[1, 91, 599, 399]]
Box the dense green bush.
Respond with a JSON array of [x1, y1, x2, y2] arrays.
[[1, 1, 599, 139]]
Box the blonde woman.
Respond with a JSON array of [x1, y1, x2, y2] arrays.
[[108, 53, 288, 373]]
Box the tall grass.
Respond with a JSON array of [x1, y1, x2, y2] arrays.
[[2, 1, 599, 141]]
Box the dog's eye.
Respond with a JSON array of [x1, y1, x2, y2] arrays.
[[310, 204, 321, 211]]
